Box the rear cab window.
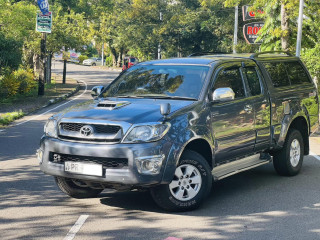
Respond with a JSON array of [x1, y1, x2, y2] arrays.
[[262, 61, 311, 87]]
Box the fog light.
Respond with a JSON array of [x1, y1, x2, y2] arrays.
[[135, 155, 165, 175], [36, 149, 43, 164]]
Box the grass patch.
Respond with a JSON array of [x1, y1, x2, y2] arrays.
[[0, 110, 24, 126]]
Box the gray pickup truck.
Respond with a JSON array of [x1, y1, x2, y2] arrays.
[[38, 52, 319, 211]]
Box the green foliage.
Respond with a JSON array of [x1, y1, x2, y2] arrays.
[[13, 68, 36, 94], [78, 55, 88, 64], [0, 110, 25, 126], [0, 67, 36, 98], [0, 72, 20, 97], [0, 32, 23, 72]]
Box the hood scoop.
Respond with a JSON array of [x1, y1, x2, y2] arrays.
[[96, 100, 130, 110]]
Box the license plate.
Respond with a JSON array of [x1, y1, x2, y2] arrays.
[[64, 161, 103, 177]]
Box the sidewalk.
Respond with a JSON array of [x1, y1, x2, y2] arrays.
[[310, 131, 320, 155]]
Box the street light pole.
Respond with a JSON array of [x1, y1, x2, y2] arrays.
[[296, 0, 304, 57], [233, 6, 238, 54], [158, 11, 163, 59]]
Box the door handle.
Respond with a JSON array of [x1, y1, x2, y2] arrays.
[[244, 104, 253, 113]]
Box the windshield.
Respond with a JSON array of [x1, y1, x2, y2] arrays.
[[102, 64, 210, 99]]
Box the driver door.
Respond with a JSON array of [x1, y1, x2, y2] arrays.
[[210, 63, 256, 164]]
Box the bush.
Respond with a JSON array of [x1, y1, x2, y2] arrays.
[[0, 67, 36, 98], [105, 55, 113, 67], [78, 55, 88, 64], [14, 68, 36, 94], [0, 72, 20, 97]]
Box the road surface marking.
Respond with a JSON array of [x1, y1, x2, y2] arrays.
[[63, 215, 89, 240], [310, 152, 320, 161], [13, 80, 87, 127]]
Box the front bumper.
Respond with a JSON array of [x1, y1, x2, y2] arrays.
[[38, 136, 173, 186]]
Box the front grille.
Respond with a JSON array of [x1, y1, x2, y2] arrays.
[[49, 152, 128, 169], [58, 135, 120, 143], [60, 123, 121, 134]]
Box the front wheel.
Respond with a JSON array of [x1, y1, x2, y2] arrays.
[[273, 129, 304, 176], [55, 177, 103, 198], [150, 150, 212, 211]]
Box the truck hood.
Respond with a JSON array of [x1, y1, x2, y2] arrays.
[[56, 98, 195, 124]]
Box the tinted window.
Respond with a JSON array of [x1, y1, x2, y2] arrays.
[[102, 65, 209, 99], [263, 62, 290, 87], [243, 67, 261, 96], [285, 62, 311, 85], [213, 68, 245, 98]]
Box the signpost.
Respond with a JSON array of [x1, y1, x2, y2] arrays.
[[36, 0, 50, 96], [37, 0, 49, 15], [36, 11, 52, 33], [243, 22, 264, 44], [242, 6, 264, 21]]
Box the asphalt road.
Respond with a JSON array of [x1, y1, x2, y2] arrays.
[[1, 61, 320, 240]]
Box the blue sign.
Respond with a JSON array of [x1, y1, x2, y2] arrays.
[[37, 0, 49, 15]]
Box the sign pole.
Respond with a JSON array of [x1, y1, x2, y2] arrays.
[[296, 0, 304, 57], [233, 6, 238, 54], [38, 32, 46, 96]]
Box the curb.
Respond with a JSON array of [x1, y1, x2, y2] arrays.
[[41, 82, 81, 109]]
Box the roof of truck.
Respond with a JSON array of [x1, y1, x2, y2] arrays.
[[140, 52, 300, 66]]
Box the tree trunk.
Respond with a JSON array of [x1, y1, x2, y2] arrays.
[[110, 47, 117, 67], [47, 53, 52, 84], [33, 54, 40, 75], [63, 59, 67, 84], [281, 3, 290, 51], [117, 47, 124, 67]]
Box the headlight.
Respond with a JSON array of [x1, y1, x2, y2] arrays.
[[44, 118, 58, 138], [122, 123, 170, 143]]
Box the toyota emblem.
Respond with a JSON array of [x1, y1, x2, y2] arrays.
[[80, 125, 94, 137]]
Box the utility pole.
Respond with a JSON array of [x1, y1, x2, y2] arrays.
[[296, 0, 304, 57], [158, 11, 163, 59], [101, 42, 104, 66], [233, 6, 238, 54], [38, 33, 46, 96]]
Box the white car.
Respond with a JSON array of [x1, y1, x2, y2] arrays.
[[83, 58, 103, 66]]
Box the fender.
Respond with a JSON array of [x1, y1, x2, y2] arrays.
[[277, 110, 309, 148], [160, 113, 214, 184]]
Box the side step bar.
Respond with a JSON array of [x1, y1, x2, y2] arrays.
[[212, 154, 271, 181]]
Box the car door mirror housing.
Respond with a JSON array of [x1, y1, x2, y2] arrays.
[[211, 87, 235, 103], [91, 86, 104, 98]]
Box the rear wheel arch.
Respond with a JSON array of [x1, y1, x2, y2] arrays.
[[288, 116, 309, 155]]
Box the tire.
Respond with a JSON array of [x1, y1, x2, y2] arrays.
[[92, 63, 96, 66], [55, 177, 103, 198], [150, 150, 212, 211], [273, 129, 304, 176]]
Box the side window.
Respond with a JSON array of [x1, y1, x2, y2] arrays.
[[285, 61, 311, 85], [213, 68, 245, 98], [263, 62, 290, 87], [243, 67, 261, 96]]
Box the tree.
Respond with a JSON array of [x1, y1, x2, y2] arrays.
[[47, 5, 90, 83]]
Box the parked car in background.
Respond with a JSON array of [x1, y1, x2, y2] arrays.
[[122, 56, 139, 71], [83, 57, 103, 66]]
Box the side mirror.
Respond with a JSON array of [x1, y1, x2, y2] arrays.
[[211, 87, 235, 103], [91, 86, 104, 98]]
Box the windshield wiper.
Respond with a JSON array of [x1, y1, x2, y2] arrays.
[[136, 95, 198, 101]]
